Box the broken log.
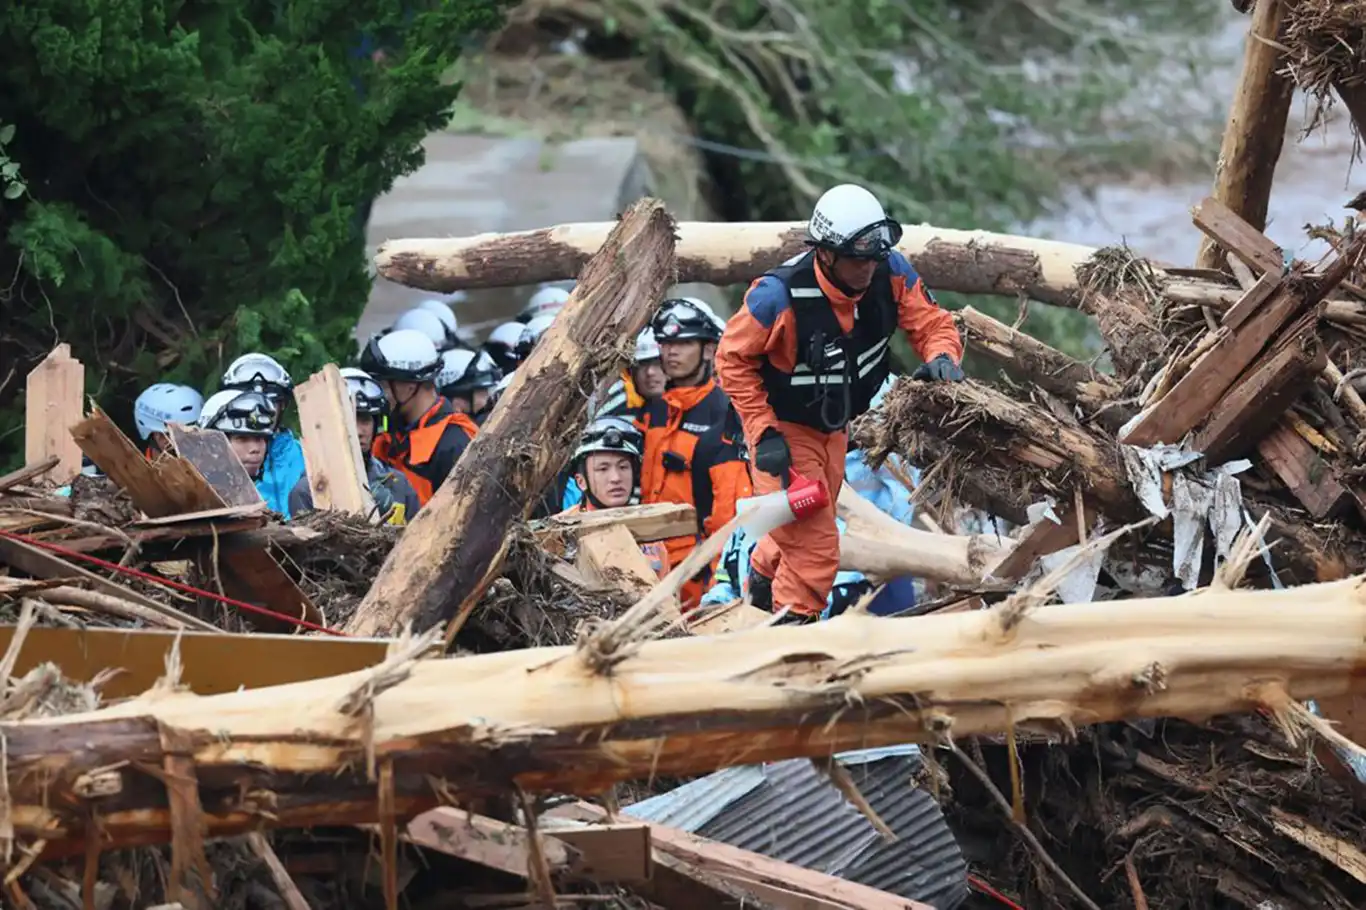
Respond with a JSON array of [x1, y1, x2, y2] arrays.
[[956, 306, 1129, 428], [532, 502, 696, 549], [1194, 0, 1294, 270], [11, 577, 1366, 858], [347, 198, 679, 638], [856, 378, 1360, 583], [835, 486, 1013, 586], [23, 344, 85, 486]]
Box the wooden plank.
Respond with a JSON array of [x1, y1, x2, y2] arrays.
[[533, 502, 697, 547], [295, 365, 374, 516], [575, 524, 666, 596], [987, 502, 1096, 583], [1191, 196, 1285, 276], [1192, 311, 1325, 463], [133, 503, 267, 526], [1256, 422, 1353, 519], [1120, 284, 1307, 447], [0, 457, 59, 494], [544, 822, 652, 883], [404, 807, 572, 877], [73, 409, 323, 631], [0, 625, 392, 701], [24, 344, 85, 486], [56, 516, 270, 555], [0, 533, 217, 631], [1220, 271, 1282, 331], [167, 425, 262, 508], [559, 803, 928, 910]]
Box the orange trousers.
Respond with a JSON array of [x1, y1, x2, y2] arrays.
[[749, 420, 847, 615]]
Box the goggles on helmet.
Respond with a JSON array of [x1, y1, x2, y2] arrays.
[[826, 219, 904, 261]]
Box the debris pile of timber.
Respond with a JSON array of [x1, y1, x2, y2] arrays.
[[842, 196, 1366, 909]]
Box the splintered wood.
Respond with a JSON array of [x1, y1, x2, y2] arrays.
[[23, 344, 85, 487], [295, 365, 375, 517], [6, 579, 1366, 858]]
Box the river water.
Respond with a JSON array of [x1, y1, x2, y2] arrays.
[[1031, 13, 1361, 265]]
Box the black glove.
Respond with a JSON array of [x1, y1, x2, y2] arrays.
[[911, 353, 964, 382], [754, 428, 792, 485]]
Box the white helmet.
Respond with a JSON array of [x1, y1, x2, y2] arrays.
[[806, 184, 902, 259], [573, 416, 643, 467], [515, 314, 556, 359], [339, 367, 388, 417], [392, 308, 451, 350], [634, 328, 660, 363], [198, 390, 278, 437], [359, 329, 441, 382], [521, 285, 571, 321], [133, 383, 204, 441], [222, 353, 292, 404], [416, 300, 460, 347], [486, 322, 525, 349], [679, 296, 726, 335], [438, 349, 502, 394]]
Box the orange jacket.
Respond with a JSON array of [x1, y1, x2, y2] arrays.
[[640, 380, 753, 596], [716, 250, 963, 447], [559, 501, 668, 579], [372, 396, 477, 506]]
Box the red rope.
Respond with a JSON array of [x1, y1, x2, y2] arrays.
[[0, 528, 344, 636], [969, 874, 1027, 910]]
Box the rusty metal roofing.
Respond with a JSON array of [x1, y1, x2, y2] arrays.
[[625, 746, 967, 909]]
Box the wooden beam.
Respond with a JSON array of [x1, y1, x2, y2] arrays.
[[1191, 309, 1326, 463], [1256, 422, 1354, 520], [575, 524, 669, 599], [1194, 0, 1294, 270], [545, 822, 652, 883], [0, 625, 391, 700], [986, 502, 1096, 584], [346, 198, 679, 639], [1220, 271, 1282, 331], [295, 365, 374, 517], [23, 344, 85, 486], [1191, 196, 1285, 276], [167, 425, 263, 508], [404, 807, 572, 877], [533, 503, 697, 546]]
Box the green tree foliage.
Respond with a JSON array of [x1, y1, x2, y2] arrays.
[[0, 0, 504, 468]]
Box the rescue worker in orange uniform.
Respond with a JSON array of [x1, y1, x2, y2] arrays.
[[641, 298, 753, 608], [360, 328, 479, 506], [559, 417, 669, 579], [715, 184, 965, 622]]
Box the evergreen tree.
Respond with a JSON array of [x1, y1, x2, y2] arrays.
[[0, 0, 503, 467]]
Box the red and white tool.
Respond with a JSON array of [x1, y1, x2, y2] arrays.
[[737, 470, 830, 538]]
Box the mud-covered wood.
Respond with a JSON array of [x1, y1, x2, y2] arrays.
[[10, 578, 1366, 860], [347, 199, 679, 638], [957, 306, 1129, 427], [857, 378, 1361, 583], [1195, 0, 1294, 270]]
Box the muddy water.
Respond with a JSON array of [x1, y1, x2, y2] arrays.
[[1031, 15, 1361, 264]]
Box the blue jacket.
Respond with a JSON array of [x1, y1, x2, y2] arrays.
[[256, 430, 307, 519]]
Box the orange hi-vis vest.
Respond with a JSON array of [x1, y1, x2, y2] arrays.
[[372, 397, 478, 506]]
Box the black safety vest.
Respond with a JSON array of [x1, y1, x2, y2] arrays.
[[758, 252, 897, 432]]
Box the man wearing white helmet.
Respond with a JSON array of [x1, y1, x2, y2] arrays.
[[483, 322, 525, 375], [415, 299, 469, 351], [558, 417, 667, 578], [133, 383, 204, 458], [436, 349, 503, 424], [392, 308, 458, 353], [518, 284, 572, 323], [359, 328, 478, 506], [715, 183, 963, 623], [198, 390, 281, 507], [513, 314, 556, 362], [592, 328, 666, 421], [221, 353, 306, 519], [287, 368, 420, 524]]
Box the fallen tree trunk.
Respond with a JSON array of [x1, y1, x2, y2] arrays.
[[956, 306, 1130, 428], [836, 485, 1012, 586], [1195, 0, 1294, 270], [346, 199, 679, 638], [10, 579, 1366, 859], [855, 378, 1364, 584]]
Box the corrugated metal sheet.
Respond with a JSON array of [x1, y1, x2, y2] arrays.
[[624, 747, 968, 909]]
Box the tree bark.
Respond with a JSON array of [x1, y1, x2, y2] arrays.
[[957, 306, 1131, 428], [855, 378, 1364, 584], [376, 220, 1366, 324], [345, 199, 679, 638], [11, 579, 1366, 859], [1337, 82, 1366, 143], [1195, 0, 1294, 270]]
